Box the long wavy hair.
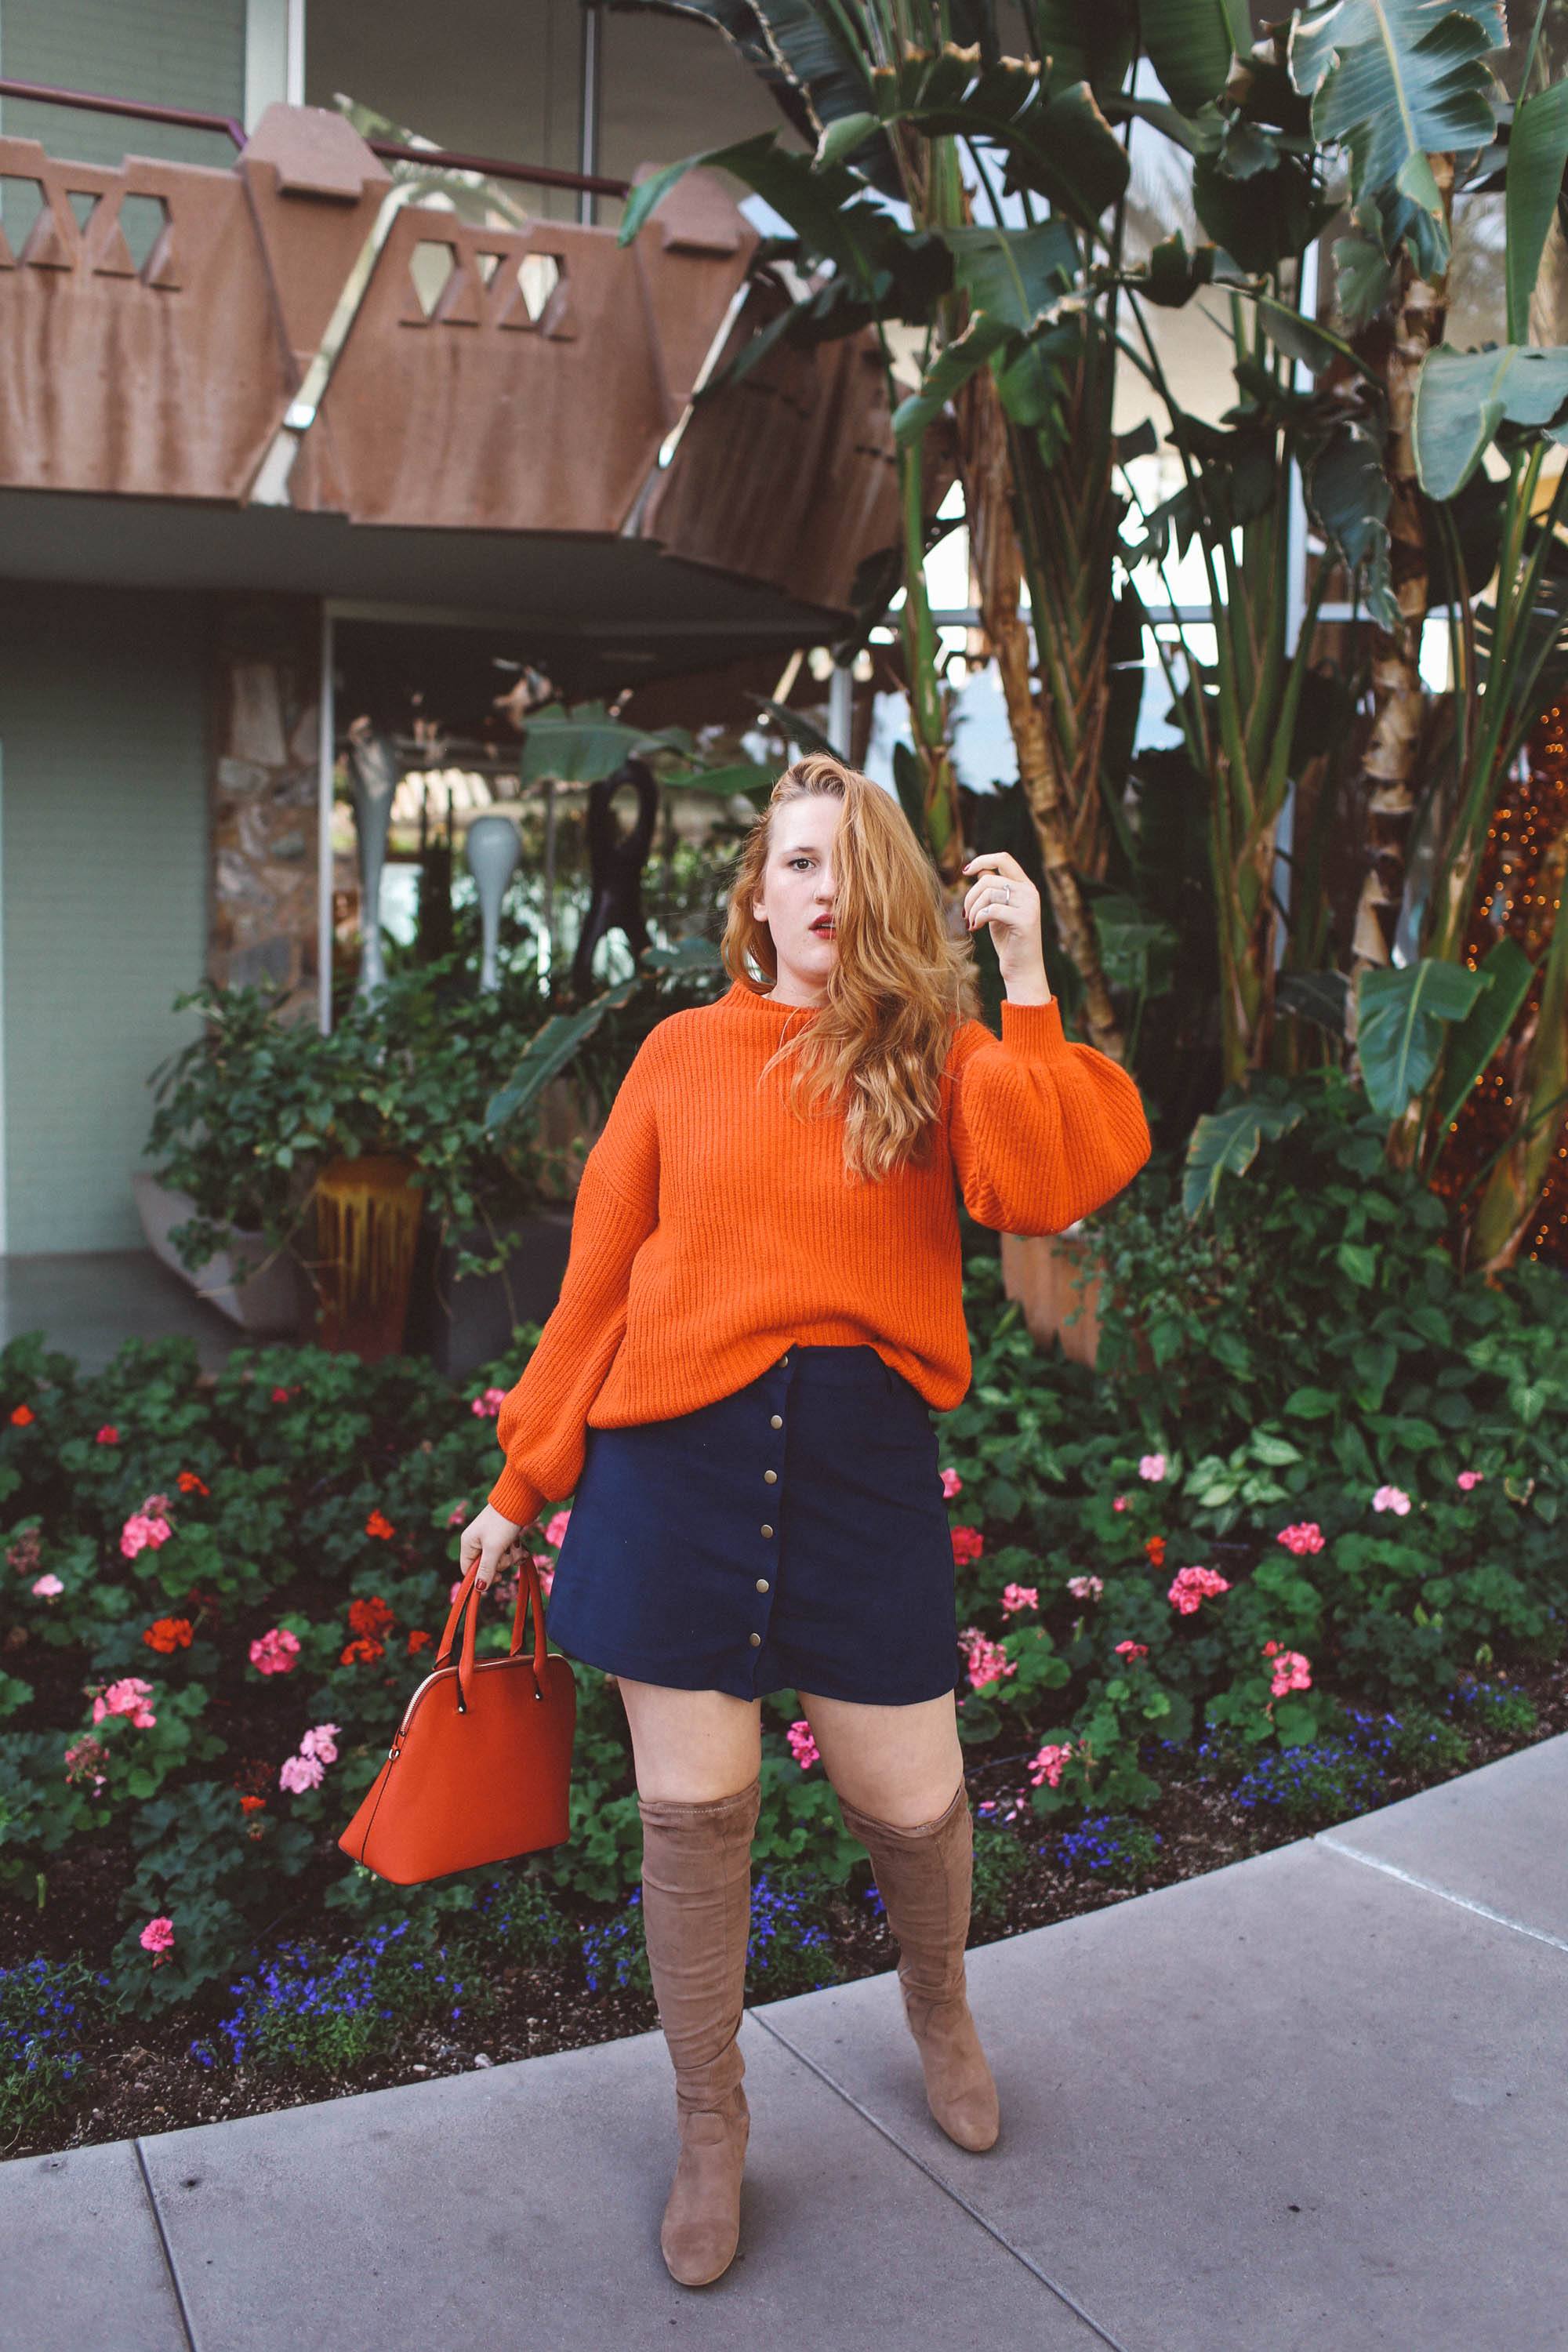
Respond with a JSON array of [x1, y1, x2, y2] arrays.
[[719, 753, 982, 1182]]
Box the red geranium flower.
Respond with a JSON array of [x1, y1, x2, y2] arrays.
[[348, 1595, 395, 1639], [238, 1794, 267, 1813], [407, 1628, 434, 1653], [365, 1509, 395, 1541], [9, 1405, 34, 1427], [176, 1470, 209, 1496], [341, 1635, 386, 1665], [1145, 1534, 1167, 1566], [142, 1617, 194, 1653]]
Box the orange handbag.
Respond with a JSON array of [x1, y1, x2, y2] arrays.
[[338, 1542, 577, 1886]]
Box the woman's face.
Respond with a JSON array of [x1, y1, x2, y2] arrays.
[[750, 793, 840, 1003]]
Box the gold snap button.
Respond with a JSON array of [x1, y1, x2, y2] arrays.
[[749, 1632, 761, 1647], [760, 1523, 774, 1537], [770, 1414, 782, 1428], [780, 1354, 789, 1366], [764, 1468, 777, 1484], [755, 1577, 769, 1593]]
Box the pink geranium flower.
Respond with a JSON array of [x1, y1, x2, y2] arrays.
[[950, 1525, 984, 1566], [63, 1733, 110, 1791], [1457, 1470, 1483, 1491], [1138, 1452, 1167, 1483], [545, 1508, 572, 1547], [1266, 1646, 1313, 1697], [32, 1572, 64, 1599], [139, 1915, 175, 1958], [958, 1627, 1015, 1689], [299, 1722, 340, 1764], [470, 1387, 507, 1418], [1111, 1495, 1127, 1512], [1027, 1740, 1075, 1789], [95, 1426, 119, 1446], [446, 1503, 468, 1527], [119, 1512, 172, 1560], [1276, 1522, 1325, 1555], [1167, 1565, 1231, 1615], [1372, 1485, 1411, 1515], [786, 1719, 820, 1769], [249, 1626, 301, 1675], [279, 1751, 325, 1794], [1114, 1639, 1149, 1661], [1066, 1573, 1104, 1602], [1000, 1583, 1039, 1616], [939, 1465, 963, 1498], [91, 1675, 157, 1729]]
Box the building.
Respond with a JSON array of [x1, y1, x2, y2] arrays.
[[0, 0, 901, 1261]]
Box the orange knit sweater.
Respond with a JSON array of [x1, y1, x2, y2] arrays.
[[487, 979, 1151, 1525]]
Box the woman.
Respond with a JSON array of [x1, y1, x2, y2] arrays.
[[459, 753, 1150, 2288]]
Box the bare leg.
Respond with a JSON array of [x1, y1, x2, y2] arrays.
[[616, 1675, 762, 1802], [793, 1686, 964, 1823]]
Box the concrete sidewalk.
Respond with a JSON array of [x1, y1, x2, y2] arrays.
[[8, 1735, 1566, 2352]]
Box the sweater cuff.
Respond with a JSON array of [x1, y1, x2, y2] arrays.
[[999, 995, 1071, 1063], [488, 1459, 546, 1528]]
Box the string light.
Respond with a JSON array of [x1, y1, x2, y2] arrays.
[[1429, 706, 1568, 1266]]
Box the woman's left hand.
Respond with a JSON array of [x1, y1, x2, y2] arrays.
[[960, 851, 1050, 998]]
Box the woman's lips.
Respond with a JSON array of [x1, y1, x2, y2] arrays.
[[811, 921, 835, 934]]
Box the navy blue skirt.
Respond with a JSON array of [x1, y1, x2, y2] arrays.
[[545, 1343, 962, 1705]]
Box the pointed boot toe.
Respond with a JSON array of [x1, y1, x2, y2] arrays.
[[659, 2096, 750, 2286], [903, 1987, 1000, 2151]]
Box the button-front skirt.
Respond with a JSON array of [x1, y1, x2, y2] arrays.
[[544, 1343, 961, 1705]]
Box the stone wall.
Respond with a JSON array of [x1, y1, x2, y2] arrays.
[[208, 597, 321, 1007]]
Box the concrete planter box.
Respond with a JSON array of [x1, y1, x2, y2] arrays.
[[132, 1173, 309, 1338], [999, 1228, 1104, 1367], [405, 1205, 578, 1381]]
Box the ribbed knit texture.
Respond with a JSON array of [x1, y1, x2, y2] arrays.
[[488, 980, 1151, 1524]]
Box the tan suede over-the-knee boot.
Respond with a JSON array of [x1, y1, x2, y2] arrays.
[[837, 1777, 1000, 2151], [636, 1776, 762, 2285]]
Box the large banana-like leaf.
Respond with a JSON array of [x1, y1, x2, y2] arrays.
[[1288, 0, 1504, 252], [1432, 933, 1537, 1135], [483, 976, 646, 1131], [519, 702, 690, 787], [1505, 77, 1568, 344], [1181, 1095, 1308, 1217], [1411, 343, 1568, 497], [1355, 958, 1485, 1118], [1138, 0, 1250, 116]]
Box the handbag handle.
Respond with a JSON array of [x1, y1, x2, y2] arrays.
[[435, 1524, 550, 1712]]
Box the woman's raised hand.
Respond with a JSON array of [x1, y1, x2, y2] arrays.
[[459, 1501, 525, 1591]]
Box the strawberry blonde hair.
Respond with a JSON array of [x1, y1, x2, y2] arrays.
[[720, 753, 982, 1182]]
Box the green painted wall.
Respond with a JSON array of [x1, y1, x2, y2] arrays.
[[0, 586, 209, 1254], [0, 0, 246, 173]]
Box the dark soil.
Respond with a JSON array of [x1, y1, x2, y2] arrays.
[[6, 1649, 1566, 2165]]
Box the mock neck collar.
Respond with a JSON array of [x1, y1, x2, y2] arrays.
[[720, 979, 826, 1018]]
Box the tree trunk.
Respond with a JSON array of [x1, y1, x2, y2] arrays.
[[960, 372, 1127, 1060], [1348, 162, 1454, 977]]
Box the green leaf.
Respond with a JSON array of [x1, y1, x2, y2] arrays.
[[1355, 959, 1486, 1117], [1289, 0, 1505, 256], [1507, 78, 1568, 345], [1283, 1385, 1339, 1417], [939, 220, 1078, 330], [1182, 1095, 1308, 1217], [1433, 935, 1537, 1134], [1412, 343, 1568, 499], [484, 978, 644, 1131], [892, 310, 1015, 443], [1139, 0, 1244, 114], [1336, 1240, 1378, 1285], [1272, 1696, 1319, 1746], [1276, 967, 1352, 1034], [1251, 1432, 1305, 1465]]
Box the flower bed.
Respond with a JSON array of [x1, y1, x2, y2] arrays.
[[2, 1095, 1566, 2156]]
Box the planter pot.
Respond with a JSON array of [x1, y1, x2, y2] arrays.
[[405, 1206, 577, 1381], [132, 1173, 309, 1337], [1000, 1228, 1104, 1367], [310, 1155, 425, 1362]]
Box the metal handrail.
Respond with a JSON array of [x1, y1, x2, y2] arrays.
[[0, 76, 630, 199], [0, 74, 246, 148]]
